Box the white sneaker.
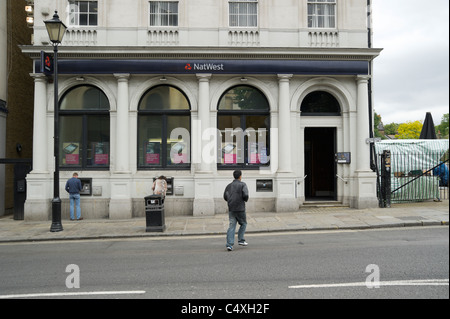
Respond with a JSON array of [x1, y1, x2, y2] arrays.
[[227, 246, 233, 251], [238, 241, 248, 246]]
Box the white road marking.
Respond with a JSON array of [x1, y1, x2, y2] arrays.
[[0, 290, 146, 299], [289, 279, 449, 289]]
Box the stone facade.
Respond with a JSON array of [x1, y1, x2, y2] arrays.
[[21, 0, 381, 220]]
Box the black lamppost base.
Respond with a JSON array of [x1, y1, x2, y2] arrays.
[[50, 197, 63, 232], [50, 223, 63, 232], [50, 222, 63, 232]]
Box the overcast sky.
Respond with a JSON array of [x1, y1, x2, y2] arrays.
[[372, 0, 449, 125]]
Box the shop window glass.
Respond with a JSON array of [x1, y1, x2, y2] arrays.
[[308, 0, 336, 28], [301, 91, 341, 116], [60, 85, 109, 110], [140, 85, 189, 111], [149, 1, 179, 27], [60, 116, 83, 167], [87, 116, 110, 167], [218, 85, 269, 111], [69, 1, 98, 26], [138, 115, 163, 167], [229, 0, 258, 27], [59, 85, 110, 169], [138, 85, 190, 169], [218, 86, 270, 168]]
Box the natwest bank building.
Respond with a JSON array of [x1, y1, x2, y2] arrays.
[[21, 0, 381, 220]]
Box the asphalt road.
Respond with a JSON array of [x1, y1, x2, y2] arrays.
[[0, 226, 448, 301]]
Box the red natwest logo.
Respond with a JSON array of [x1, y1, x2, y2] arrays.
[[185, 63, 192, 71]]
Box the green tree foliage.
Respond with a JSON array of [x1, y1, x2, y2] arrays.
[[373, 112, 383, 138], [374, 111, 399, 139], [374, 111, 449, 140], [436, 113, 449, 139], [384, 123, 400, 136]]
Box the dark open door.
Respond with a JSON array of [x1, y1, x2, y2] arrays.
[[304, 127, 336, 201]]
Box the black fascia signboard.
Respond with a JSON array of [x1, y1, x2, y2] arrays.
[[35, 59, 369, 76]]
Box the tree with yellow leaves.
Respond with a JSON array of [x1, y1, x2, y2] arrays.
[[395, 120, 423, 139]]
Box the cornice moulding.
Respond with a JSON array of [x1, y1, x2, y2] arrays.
[[20, 45, 382, 61]]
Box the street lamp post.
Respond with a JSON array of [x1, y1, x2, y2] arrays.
[[44, 11, 67, 232]]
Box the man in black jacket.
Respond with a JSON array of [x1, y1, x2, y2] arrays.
[[224, 170, 249, 251]]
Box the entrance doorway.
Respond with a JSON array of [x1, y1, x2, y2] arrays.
[[304, 127, 336, 201], [0, 159, 32, 220]]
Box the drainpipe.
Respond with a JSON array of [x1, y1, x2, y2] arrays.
[[0, 0, 8, 217], [367, 0, 376, 171]]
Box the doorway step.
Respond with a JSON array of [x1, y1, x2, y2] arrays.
[[302, 201, 349, 208]]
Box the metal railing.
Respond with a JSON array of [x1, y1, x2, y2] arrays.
[[376, 151, 449, 206]]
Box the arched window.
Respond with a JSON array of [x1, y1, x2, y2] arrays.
[[59, 85, 110, 169], [138, 85, 191, 169], [301, 91, 341, 116], [217, 85, 270, 168]]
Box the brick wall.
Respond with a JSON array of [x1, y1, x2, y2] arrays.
[[4, 0, 34, 212]]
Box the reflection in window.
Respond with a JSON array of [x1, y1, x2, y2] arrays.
[[61, 116, 82, 166], [138, 85, 190, 169], [139, 116, 162, 167], [218, 85, 269, 111], [149, 1, 179, 27], [218, 86, 270, 168], [87, 116, 110, 166], [301, 91, 341, 116], [68, 1, 98, 26], [139, 85, 189, 111], [59, 85, 110, 169], [308, 0, 336, 28], [60, 85, 109, 110], [229, 0, 258, 27]]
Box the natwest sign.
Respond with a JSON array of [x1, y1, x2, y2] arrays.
[[185, 63, 224, 72], [40, 51, 53, 75], [36, 59, 370, 76]]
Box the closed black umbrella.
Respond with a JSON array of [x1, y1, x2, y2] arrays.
[[419, 112, 437, 139]]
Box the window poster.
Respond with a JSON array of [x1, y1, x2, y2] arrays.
[[93, 142, 109, 165], [222, 142, 237, 164], [170, 142, 188, 164], [146, 142, 161, 164], [63, 142, 80, 165], [259, 146, 268, 164], [249, 142, 269, 164], [249, 142, 261, 164]]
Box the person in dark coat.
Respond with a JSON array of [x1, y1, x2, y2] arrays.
[[224, 170, 249, 251]]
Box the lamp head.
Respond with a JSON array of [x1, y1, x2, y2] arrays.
[[44, 11, 67, 44]]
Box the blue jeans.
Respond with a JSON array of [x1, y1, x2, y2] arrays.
[[226, 211, 247, 247], [69, 193, 81, 220]]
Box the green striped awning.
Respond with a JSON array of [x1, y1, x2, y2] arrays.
[[374, 139, 449, 156], [374, 139, 449, 176]]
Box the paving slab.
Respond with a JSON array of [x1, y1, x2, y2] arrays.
[[0, 200, 447, 243]]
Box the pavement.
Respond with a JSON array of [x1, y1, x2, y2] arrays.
[[0, 200, 448, 243]]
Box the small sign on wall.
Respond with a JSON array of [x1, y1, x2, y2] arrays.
[[335, 152, 351, 164], [256, 180, 273, 192]]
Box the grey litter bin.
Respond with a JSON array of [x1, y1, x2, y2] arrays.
[[145, 194, 166, 232]]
